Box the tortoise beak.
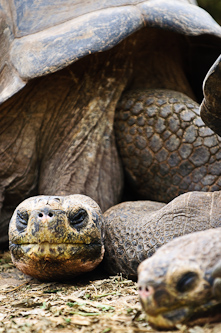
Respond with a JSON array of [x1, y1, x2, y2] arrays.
[[138, 281, 155, 312]]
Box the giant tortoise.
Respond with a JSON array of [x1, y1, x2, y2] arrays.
[[1, 0, 221, 247], [8, 51, 221, 280], [8, 51, 221, 329], [8, 57, 221, 278]]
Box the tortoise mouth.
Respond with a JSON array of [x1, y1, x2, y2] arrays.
[[145, 300, 221, 329], [10, 241, 100, 245], [146, 306, 191, 329], [10, 242, 104, 261], [10, 242, 105, 281]]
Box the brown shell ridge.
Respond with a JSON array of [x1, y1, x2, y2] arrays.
[[0, 0, 220, 103]]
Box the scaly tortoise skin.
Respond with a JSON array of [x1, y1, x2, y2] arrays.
[[1, 0, 221, 246], [103, 191, 221, 277], [138, 228, 221, 329], [9, 191, 221, 281], [115, 89, 221, 202]]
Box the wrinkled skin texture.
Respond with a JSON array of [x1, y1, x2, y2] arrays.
[[0, 51, 127, 245], [138, 228, 221, 329], [103, 191, 221, 277], [9, 195, 104, 281]]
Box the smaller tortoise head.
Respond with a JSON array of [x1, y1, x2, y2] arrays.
[[137, 229, 221, 329], [9, 194, 105, 281]]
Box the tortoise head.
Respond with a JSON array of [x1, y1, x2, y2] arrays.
[[9, 194, 105, 281], [137, 228, 221, 329]]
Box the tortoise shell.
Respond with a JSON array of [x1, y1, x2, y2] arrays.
[[200, 55, 221, 136], [0, 0, 221, 103]]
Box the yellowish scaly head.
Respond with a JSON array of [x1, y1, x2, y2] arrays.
[[9, 194, 105, 281], [138, 228, 221, 329]]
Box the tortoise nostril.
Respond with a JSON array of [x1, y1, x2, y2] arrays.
[[138, 284, 155, 298], [138, 285, 149, 292], [38, 210, 54, 218]]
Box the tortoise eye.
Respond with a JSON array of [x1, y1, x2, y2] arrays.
[[68, 209, 88, 229], [176, 272, 198, 293], [16, 210, 29, 233]]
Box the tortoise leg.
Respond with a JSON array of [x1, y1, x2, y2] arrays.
[[38, 53, 131, 212], [115, 89, 221, 202]]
